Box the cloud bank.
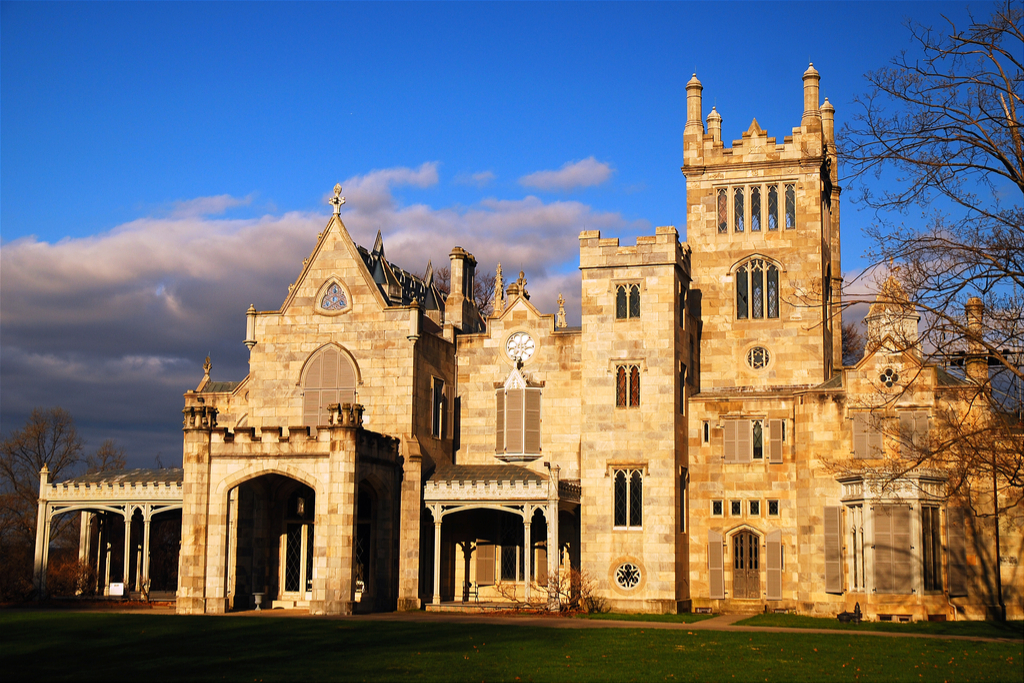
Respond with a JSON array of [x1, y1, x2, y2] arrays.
[[1, 164, 640, 467], [519, 157, 614, 192]]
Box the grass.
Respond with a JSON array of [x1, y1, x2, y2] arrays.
[[735, 613, 1024, 640], [575, 611, 716, 624], [1, 610, 1021, 682]]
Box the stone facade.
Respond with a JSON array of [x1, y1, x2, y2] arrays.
[[168, 69, 1021, 620]]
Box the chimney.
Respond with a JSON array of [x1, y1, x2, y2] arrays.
[[707, 107, 722, 145], [802, 63, 821, 131], [821, 98, 835, 147], [965, 297, 989, 385], [447, 246, 477, 332], [684, 74, 704, 142]]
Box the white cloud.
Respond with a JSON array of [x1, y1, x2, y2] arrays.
[[454, 170, 496, 187], [170, 193, 254, 218], [519, 157, 614, 192]]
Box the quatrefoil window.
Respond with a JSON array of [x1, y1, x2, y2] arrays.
[[615, 562, 641, 590], [880, 367, 899, 388], [320, 284, 347, 311]]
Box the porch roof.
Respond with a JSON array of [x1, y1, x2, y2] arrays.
[[424, 464, 550, 502]]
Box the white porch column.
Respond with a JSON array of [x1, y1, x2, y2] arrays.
[[547, 503, 559, 609], [32, 466, 51, 597], [432, 509, 442, 605], [141, 506, 152, 595], [79, 511, 93, 564], [122, 509, 133, 593], [523, 517, 531, 603]]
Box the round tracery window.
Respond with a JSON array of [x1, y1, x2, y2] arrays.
[[615, 562, 641, 590], [746, 346, 770, 370], [879, 367, 899, 387], [320, 283, 347, 311]]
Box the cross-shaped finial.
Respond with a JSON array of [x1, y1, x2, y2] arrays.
[[330, 184, 346, 215]]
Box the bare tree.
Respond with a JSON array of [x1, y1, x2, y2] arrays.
[[433, 265, 497, 317], [86, 439, 127, 474], [841, 321, 866, 366], [840, 2, 1023, 619]]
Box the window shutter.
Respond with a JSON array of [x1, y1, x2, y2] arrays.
[[736, 420, 752, 463], [769, 419, 783, 463], [869, 420, 884, 458], [506, 388, 524, 453], [874, 505, 894, 593], [495, 390, 505, 453], [708, 530, 724, 599], [476, 542, 495, 585], [322, 349, 339, 389], [535, 545, 547, 586], [824, 506, 843, 594], [303, 389, 321, 429], [947, 507, 969, 597], [892, 506, 913, 594], [320, 389, 339, 425], [524, 388, 541, 453], [767, 529, 782, 600], [724, 420, 737, 462], [899, 412, 915, 458], [915, 412, 930, 450], [853, 414, 868, 458], [339, 354, 356, 405]]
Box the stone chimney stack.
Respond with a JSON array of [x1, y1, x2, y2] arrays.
[[707, 107, 722, 145], [802, 63, 821, 131], [684, 74, 704, 144], [965, 297, 989, 385], [820, 97, 835, 147], [447, 246, 477, 332]]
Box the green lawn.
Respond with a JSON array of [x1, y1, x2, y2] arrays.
[[735, 613, 1024, 640], [575, 611, 716, 624], [0, 611, 1020, 682]]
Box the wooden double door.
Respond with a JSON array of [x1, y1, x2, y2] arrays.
[[733, 531, 760, 599]]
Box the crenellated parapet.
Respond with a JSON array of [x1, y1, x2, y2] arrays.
[[182, 405, 218, 431], [579, 226, 690, 274]]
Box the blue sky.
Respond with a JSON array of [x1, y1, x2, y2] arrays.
[[0, 1, 1003, 467]]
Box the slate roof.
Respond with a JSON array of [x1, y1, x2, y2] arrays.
[[200, 381, 241, 393], [428, 464, 545, 484], [356, 231, 446, 310], [62, 468, 184, 485]]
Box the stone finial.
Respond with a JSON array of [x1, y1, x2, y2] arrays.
[[685, 73, 704, 137], [821, 97, 836, 145], [515, 270, 530, 300], [329, 184, 346, 215], [493, 263, 505, 315], [556, 293, 567, 329], [802, 63, 822, 129], [203, 356, 212, 380]]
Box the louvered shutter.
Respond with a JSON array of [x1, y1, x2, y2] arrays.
[[524, 388, 541, 453], [737, 420, 751, 462], [874, 505, 894, 593], [724, 420, 738, 462], [708, 530, 724, 599], [766, 529, 782, 600], [495, 390, 505, 453], [947, 507, 969, 597], [915, 412, 930, 450], [769, 419, 783, 463], [339, 353, 356, 406], [853, 414, 868, 458], [535, 546, 547, 586], [869, 420, 884, 458], [899, 412, 915, 458], [824, 506, 843, 594], [893, 505, 913, 594], [476, 542, 495, 585], [506, 388, 524, 453], [303, 355, 323, 428]]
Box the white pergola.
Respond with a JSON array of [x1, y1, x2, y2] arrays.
[[33, 465, 183, 598], [423, 463, 578, 608]]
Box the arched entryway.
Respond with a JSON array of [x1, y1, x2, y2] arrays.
[[226, 473, 315, 610]]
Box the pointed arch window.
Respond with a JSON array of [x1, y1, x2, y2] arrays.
[[733, 187, 745, 232], [750, 187, 762, 232], [717, 189, 728, 234], [767, 185, 779, 230], [735, 258, 780, 320], [302, 346, 357, 428], [616, 364, 641, 407]]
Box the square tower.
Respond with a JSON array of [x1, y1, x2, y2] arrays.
[[682, 67, 842, 390]]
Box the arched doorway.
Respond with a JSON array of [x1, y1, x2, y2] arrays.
[[227, 474, 315, 610], [732, 531, 760, 599]]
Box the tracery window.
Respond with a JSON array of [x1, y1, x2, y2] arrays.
[[613, 468, 643, 529], [736, 258, 779, 319], [750, 186, 762, 232], [320, 283, 347, 311], [767, 185, 779, 230], [615, 364, 641, 407], [717, 189, 728, 234], [615, 284, 640, 319], [733, 187, 745, 232], [785, 184, 796, 229], [747, 346, 770, 369], [615, 562, 641, 589]]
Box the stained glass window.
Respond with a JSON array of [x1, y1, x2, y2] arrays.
[[613, 468, 643, 529], [736, 259, 779, 320], [320, 283, 347, 311]]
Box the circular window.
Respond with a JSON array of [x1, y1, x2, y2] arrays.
[[505, 331, 536, 364], [746, 346, 770, 370], [880, 367, 900, 387], [614, 562, 642, 590]]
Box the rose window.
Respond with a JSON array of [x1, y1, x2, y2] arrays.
[[879, 367, 899, 388], [615, 562, 641, 590], [321, 284, 347, 311], [746, 347, 770, 370]]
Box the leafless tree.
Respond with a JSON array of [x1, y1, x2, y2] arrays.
[[839, 2, 1022, 619], [841, 321, 866, 366], [86, 439, 127, 474], [434, 265, 497, 317]]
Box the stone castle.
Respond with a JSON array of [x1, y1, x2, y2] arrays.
[[34, 65, 1022, 620]]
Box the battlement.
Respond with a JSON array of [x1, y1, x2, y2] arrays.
[[579, 226, 690, 273]]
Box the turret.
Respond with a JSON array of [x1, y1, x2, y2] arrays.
[[706, 107, 722, 145], [802, 63, 821, 131], [684, 74, 704, 142], [820, 97, 835, 148]]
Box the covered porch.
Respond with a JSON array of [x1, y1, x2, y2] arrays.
[[423, 463, 580, 611]]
